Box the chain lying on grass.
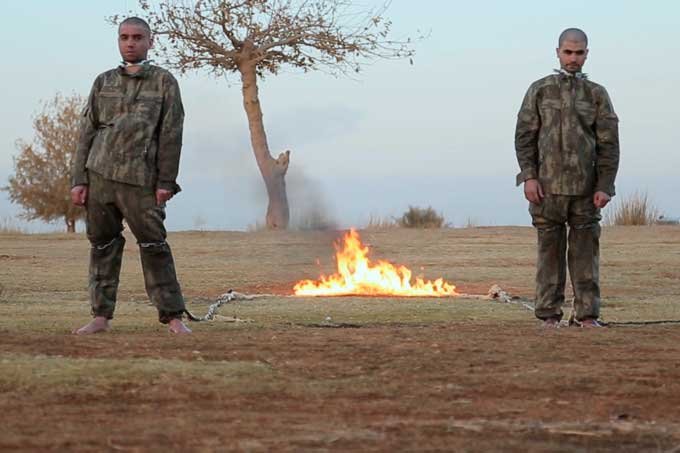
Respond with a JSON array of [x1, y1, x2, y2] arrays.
[[483, 284, 680, 327], [184, 285, 680, 327], [184, 290, 281, 322], [185, 285, 525, 323], [453, 286, 536, 317]]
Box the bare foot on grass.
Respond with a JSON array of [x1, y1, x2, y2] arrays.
[[168, 318, 192, 334], [73, 316, 110, 335]]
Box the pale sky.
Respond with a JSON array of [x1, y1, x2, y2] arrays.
[[1, 1, 678, 232]]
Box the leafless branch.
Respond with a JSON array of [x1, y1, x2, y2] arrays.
[[122, 0, 417, 77]]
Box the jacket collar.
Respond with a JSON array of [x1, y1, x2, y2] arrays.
[[117, 60, 153, 78], [553, 68, 588, 80]]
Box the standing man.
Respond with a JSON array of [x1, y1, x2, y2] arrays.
[[71, 17, 191, 334], [514, 28, 620, 328]]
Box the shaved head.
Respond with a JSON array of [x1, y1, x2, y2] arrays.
[[118, 17, 153, 64], [558, 28, 588, 47], [119, 16, 151, 37], [556, 28, 589, 73]]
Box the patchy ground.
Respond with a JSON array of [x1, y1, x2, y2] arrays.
[[1, 226, 680, 452]]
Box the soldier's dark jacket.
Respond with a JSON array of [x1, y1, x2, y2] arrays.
[[71, 64, 183, 193], [515, 71, 619, 196]]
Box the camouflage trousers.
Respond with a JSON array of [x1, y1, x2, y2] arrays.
[[85, 172, 185, 323], [529, 194, 601, 322]]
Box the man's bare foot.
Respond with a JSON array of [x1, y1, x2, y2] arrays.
[[168, 318, 192, 334], [73, 316, 110, 335]]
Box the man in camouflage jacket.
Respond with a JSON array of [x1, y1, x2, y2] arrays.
[[71, 17, 191, 334], [514, 28, 620, 328]]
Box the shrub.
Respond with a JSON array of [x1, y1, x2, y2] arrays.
[[603, 191, 660, 226], [398, 206, 445, 229]]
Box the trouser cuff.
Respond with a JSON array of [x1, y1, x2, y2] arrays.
[[91, 307, 115, 320], [159, 310, 185, 324], [535, 309, 563, 321]]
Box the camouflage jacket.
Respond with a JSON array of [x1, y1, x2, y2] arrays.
[[71, 64, 184, 193], [514, 72, 619, 196]]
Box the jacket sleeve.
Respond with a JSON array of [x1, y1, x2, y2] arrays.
[[593, 87, 620, 196], [71, 79, 100, 187], [156, 73, 184, 194], [514, 84, 541, 186]]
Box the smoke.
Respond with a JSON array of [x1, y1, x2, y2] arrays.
[[287, 165, 338, 231], [245, 159, 337, 231]]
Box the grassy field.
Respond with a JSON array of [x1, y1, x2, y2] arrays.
[[1, 226, 680, 451]]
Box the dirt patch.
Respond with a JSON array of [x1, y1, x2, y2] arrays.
[[2, 323, 680, 451]]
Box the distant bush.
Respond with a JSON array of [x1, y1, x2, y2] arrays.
[[398, 206, 446, 229], [603, 191, 660, 226]]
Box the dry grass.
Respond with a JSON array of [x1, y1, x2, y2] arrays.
[[247, 208, 336, 231], [604, 191, 660, 226], [364, 213, 398, 229], [1, 354, 271, 391], [2, 228, 680, 451], [463, 216, 479, 228], [2, 227, 679, 326], [290, 206, 336, 231], [0, 216, 27, 234]]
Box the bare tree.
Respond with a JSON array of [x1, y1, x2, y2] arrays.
[[129, 0, 415, 229], [4, 94, 85, 233]]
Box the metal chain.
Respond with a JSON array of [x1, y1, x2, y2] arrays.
[[184, 290, 281, 322], [184, 285, 680, 326]]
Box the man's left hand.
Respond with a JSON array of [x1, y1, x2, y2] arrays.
[[593, 191, 611, 209], [156, 189, 174, 206]]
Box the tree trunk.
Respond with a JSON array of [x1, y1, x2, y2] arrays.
[[239, 62, 290, 229], [65, 217, 76, 233]]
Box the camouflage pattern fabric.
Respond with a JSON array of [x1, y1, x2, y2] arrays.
[[86, 171, 185, 323], [72, 63, 184, 194], [530, 194, 601, 321], [515, 71, 619, 322], [515, 72, 619, 196]]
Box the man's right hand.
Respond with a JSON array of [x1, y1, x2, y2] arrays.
[[71, 185, 88, 207], [524, 178, 544, 205]]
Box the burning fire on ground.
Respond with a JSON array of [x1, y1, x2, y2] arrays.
[[293, 229, 458, 297]]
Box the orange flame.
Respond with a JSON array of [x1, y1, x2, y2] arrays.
[[294, 229, 457, 297]]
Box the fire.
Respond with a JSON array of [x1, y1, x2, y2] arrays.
[[293, 229, 458, 297]]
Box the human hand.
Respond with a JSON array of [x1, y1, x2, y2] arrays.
[[71, 185, 88, 206], [593, 191, 611, 209], [524, 179, 544, 205], [156, 188, 173, 206]]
